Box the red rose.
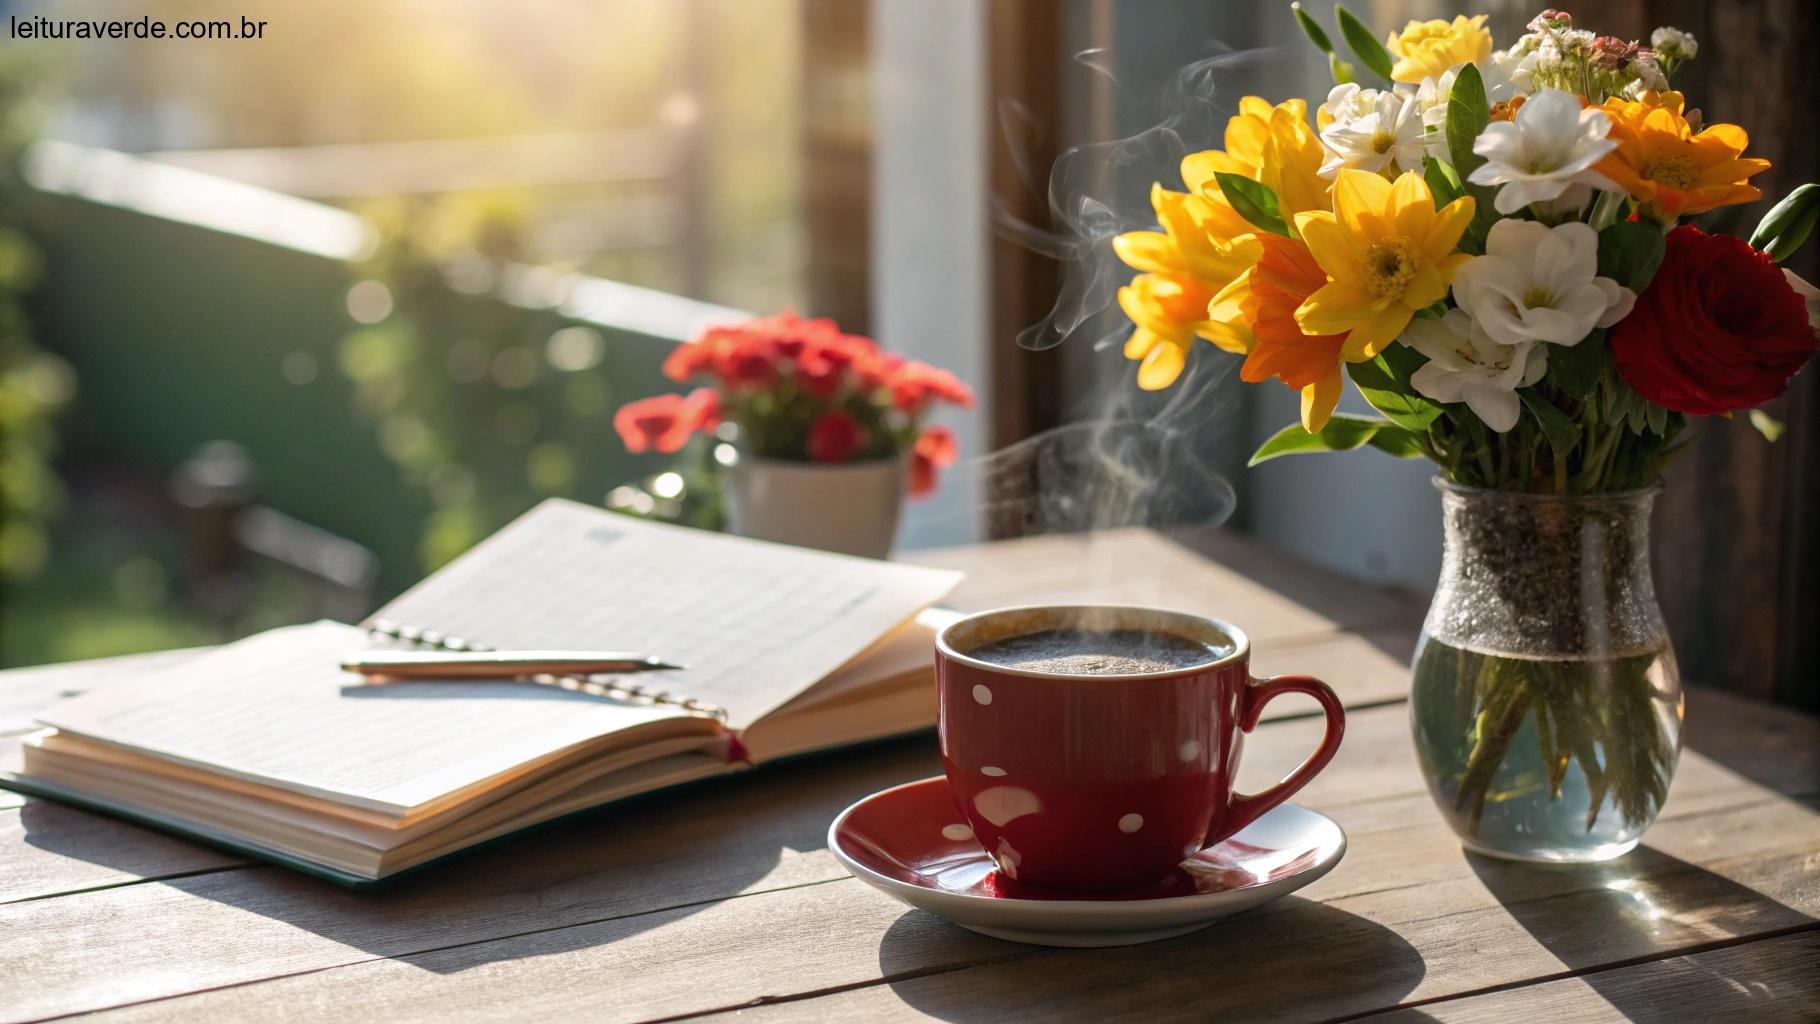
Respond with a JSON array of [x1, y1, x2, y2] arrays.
[[909, 425, 957, 497], [1610, 225, 1819, 415], [806, 410, 863, 463]]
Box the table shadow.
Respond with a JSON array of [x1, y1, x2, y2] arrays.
[[874, 896, 1425, 1022], [1467, 846, 1818, 1019], [17, 733, 943, 976]]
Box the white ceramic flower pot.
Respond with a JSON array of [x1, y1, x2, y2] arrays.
[[722, 454, 906, 559]]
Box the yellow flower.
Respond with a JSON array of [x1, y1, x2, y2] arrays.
[[1113, 184, 1260, 287], [1385, 15, 1491, 84], [1118, 274, 1241, 390], [1113, 180, 1261, 389], [1294, 169, 1476, 358], [1594, 91, 1770, 222], [1180, 97, 1330, 219]]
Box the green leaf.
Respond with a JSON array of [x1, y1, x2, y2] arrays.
[[1519, 389, 1580, 457], [1412, 299, 1449, 319], [1597, 220, 1668, 293], [1347, 354, 1445, 432], [1367, 425, 1428, 458], [1645, 399, 1668, 436], [1212, 172, 1290, 237], [1422, 155, 1463, 208], [1334, 4, 1395, 82], [1248, 413, 1387, 467], [1290, 3, 1335, 53], [1547, 331, 1609, 399], [1443, 63, 1497, 253], [1748, 408, 1785, 442], [1329, 54, 1357, 85], [1612, 383, 1650, 434], [1749, 183, 1820, 262]]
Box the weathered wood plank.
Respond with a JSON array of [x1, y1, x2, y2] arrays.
[[1372, 931, 1820, 1023], [27, 702, 1818, 1024], [1684, 686, 1820, 797], [0, 800, 247, 904], [905, 527, 1426, 640], [683, 797, 1820, 1024], [78, 770, 1820, 1023]]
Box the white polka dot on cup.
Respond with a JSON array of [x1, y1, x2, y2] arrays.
[[980, 766, 1007, 777], [972, 684, 993, 706], [941, 823, 974, 841], [1118, 813, 1144, 833], [1179, 739, 1201, 761]]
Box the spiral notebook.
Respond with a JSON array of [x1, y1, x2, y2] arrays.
[[1, 500, 962, 885]]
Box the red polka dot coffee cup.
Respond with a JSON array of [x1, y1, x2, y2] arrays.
[[936, 605, 1345, 891]]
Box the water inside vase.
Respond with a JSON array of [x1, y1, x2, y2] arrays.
[[1410, 634, 1684, 863]]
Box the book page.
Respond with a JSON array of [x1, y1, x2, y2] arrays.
[[370, 499, 963, 727], [36, 621, 712, 817]]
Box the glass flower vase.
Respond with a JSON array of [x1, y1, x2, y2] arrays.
[[1410, 480, 1684, 862]]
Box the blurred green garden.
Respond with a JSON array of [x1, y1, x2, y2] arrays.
[[0, 0, 811, 667]]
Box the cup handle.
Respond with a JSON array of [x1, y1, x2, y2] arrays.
[[1210, 674, 1346, 844]]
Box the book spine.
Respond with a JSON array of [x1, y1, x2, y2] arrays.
[[365, 619, 727, 721]]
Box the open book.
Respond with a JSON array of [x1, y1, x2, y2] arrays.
[[1, 500, 962, 885]]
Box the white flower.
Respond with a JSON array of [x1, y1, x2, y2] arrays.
[[1468, 89, 1619, 213], [1451, 220, 1635, 348], [1784, 269, 1820, 332], [1317, 84, 1429, 177], [1650, 26, 1697, 61], [1483, 43, 1537, 101], [1404, 309, 1546, 432], [1414, 69, 1458, 144], [1621, 56, 1669, 97]]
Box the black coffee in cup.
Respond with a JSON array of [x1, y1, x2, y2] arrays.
[[965, 627, 1222, 676]]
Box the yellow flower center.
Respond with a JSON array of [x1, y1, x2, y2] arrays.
[[1362, 237, 1417, 298], [1643, 154, 1700, 190], [1370, 129, 1396, 154], [1523, 287, 1553, 308]]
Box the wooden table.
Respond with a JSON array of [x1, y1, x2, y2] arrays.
[[3, 529, 1817, 1022]]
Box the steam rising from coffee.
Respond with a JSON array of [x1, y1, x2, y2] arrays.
[[935, 46, 1281, 539]]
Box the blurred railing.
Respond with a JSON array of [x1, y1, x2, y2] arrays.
[[137, 128, 706, 289], [18, 140, 742, 598]]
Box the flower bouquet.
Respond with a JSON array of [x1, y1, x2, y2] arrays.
[[615, 311, 972, 556], [1113, 7, 1820, 858]]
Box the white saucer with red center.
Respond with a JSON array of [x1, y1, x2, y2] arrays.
[[828, 776, 1345, 947]]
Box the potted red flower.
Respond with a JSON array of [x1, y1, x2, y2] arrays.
[[613, 311, 973, 557]]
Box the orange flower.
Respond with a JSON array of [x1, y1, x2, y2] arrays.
[[1209, 234, 1351, 431], [1488, 95, 1527, 122], [1595, 91, 1770, 221]]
